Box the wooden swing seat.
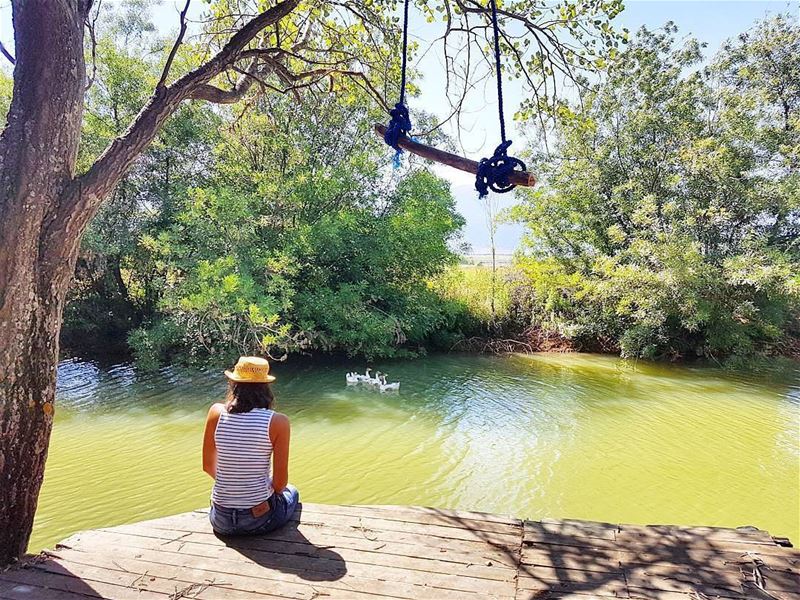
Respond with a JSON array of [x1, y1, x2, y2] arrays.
[[373, 124, 536, 188]]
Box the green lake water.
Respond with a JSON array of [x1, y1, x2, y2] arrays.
[[30, 352, 800, 552]]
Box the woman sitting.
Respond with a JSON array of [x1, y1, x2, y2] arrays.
[[202, 356, 299, 535]]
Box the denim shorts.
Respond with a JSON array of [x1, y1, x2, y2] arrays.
[[209, 484, 299, 536]]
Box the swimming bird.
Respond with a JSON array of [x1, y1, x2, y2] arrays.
[[351, 368, 372, 383], [367, 370, 383, 386], [345, 372, 360, 384], [379, 374, 400, 392]]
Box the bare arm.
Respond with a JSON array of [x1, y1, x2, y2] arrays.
[[269, 413, 291, 494], [202, 403, 224, 479]]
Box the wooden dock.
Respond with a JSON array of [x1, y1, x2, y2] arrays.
[[1, 503, 797, 599]]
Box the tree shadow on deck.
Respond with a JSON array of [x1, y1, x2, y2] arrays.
[[421, 508, 798, 600], [519, 522, 798, 599], [216, 504, 348, 582], [0, 556, 113, 600]]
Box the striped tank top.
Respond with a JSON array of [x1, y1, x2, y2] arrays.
[[211, 407, 274, 508]]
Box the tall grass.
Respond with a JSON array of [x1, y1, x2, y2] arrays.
[[432, 264, 513, 325]]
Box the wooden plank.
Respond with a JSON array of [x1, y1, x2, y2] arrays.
[[617, 547, 800, 574], [82, 519, 521, 569], [624, 563, 748, 589], [520, 546, 623, 574], [522, 533, 621, 552], [194, 501, 521, 525], [52, 544, 506, 600], [623, 568, 749, 598], [358, 504, 520, 526], [63, 526, 516, 584], [516, 593, 636, 600], [515, 571, 629, 597], [39, 550, 413, 600], [524, 520, 617, 541], [0, 578, 102, 600], [23, 559, 287, 600], [300, 503, 522, 532], [520, 550, 800, 596], [539, 518, 619, 533], [56, 530, 516, 598], [373, 124, 536, 188], [0, 566, 168, 600], [623, 560, 800, 593], [115, 510, 519, 566], [524, 528, 796, 556], [627, 590, 718, 600], [758, 568, 800, 592], [618, 523, 775, 542], [516, 593, 649, 600], [616, 523, 780, 547], [618, 537, 798, 557], [518, 564, 627, 583], [51, 550, 506, 600], [288, 505, 524, 540], [143, 508, 521, 547], [739, 583, 800, 600], [628, 582, 798, 600]]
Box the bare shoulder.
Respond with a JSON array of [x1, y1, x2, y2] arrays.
[[269, 412, 290, 433], [207, 403, 225, 419]]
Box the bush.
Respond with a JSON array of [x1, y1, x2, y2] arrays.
[[509, 18, 800, 359]]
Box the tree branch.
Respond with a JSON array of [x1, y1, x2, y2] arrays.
[[48, 0, 301, 255], [157, 0, 192, 89], [189, 64, 259, 103], [84, 0, 102, 90]]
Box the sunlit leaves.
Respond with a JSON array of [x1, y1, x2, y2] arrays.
[[509, 17, 800, 359]]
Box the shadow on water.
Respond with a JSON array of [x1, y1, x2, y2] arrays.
[[217, 505, 348, 582]]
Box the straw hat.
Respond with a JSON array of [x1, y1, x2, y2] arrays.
[[224, 356, 276, 383]]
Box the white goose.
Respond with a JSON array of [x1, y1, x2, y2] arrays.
[[345, 372, 360, 384], [357, 368, 374, 383], [379, 374, 400, 392], [366, 370, 383, 386]]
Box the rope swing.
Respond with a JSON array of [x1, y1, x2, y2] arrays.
[[383, 0, 413, 163], [474, 0, 527, 198], [378, 0, 535, 195]]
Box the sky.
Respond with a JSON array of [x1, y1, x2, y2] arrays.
[[1, 0, 798, 253]]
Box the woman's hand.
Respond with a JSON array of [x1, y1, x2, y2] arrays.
[[269, 413, 291, 493], [202, 403, 224, 479]]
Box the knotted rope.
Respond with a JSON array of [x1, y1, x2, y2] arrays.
[[475, 140, 526, 197], [475, 0, 526, 198], [384, 102, 412, 152], [384, 0, 412, 163]]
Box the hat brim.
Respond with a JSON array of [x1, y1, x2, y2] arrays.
[[224, 370, 276, 383]]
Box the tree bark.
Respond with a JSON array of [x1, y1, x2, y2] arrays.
[[0, 1, 86, 565]]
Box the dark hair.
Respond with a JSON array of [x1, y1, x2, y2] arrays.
[[225, 381, 274, 413]]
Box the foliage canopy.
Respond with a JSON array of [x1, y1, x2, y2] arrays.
[[510, 16, 799, 359]]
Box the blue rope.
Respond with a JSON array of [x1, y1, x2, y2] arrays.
[[475, 140, 526, 197], [384, 0, 412, 162], [475, 0, 525, 197]]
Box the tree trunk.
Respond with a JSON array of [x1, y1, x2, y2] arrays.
[[0, 0, 299, 566], [0, 1, 86, 565]]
